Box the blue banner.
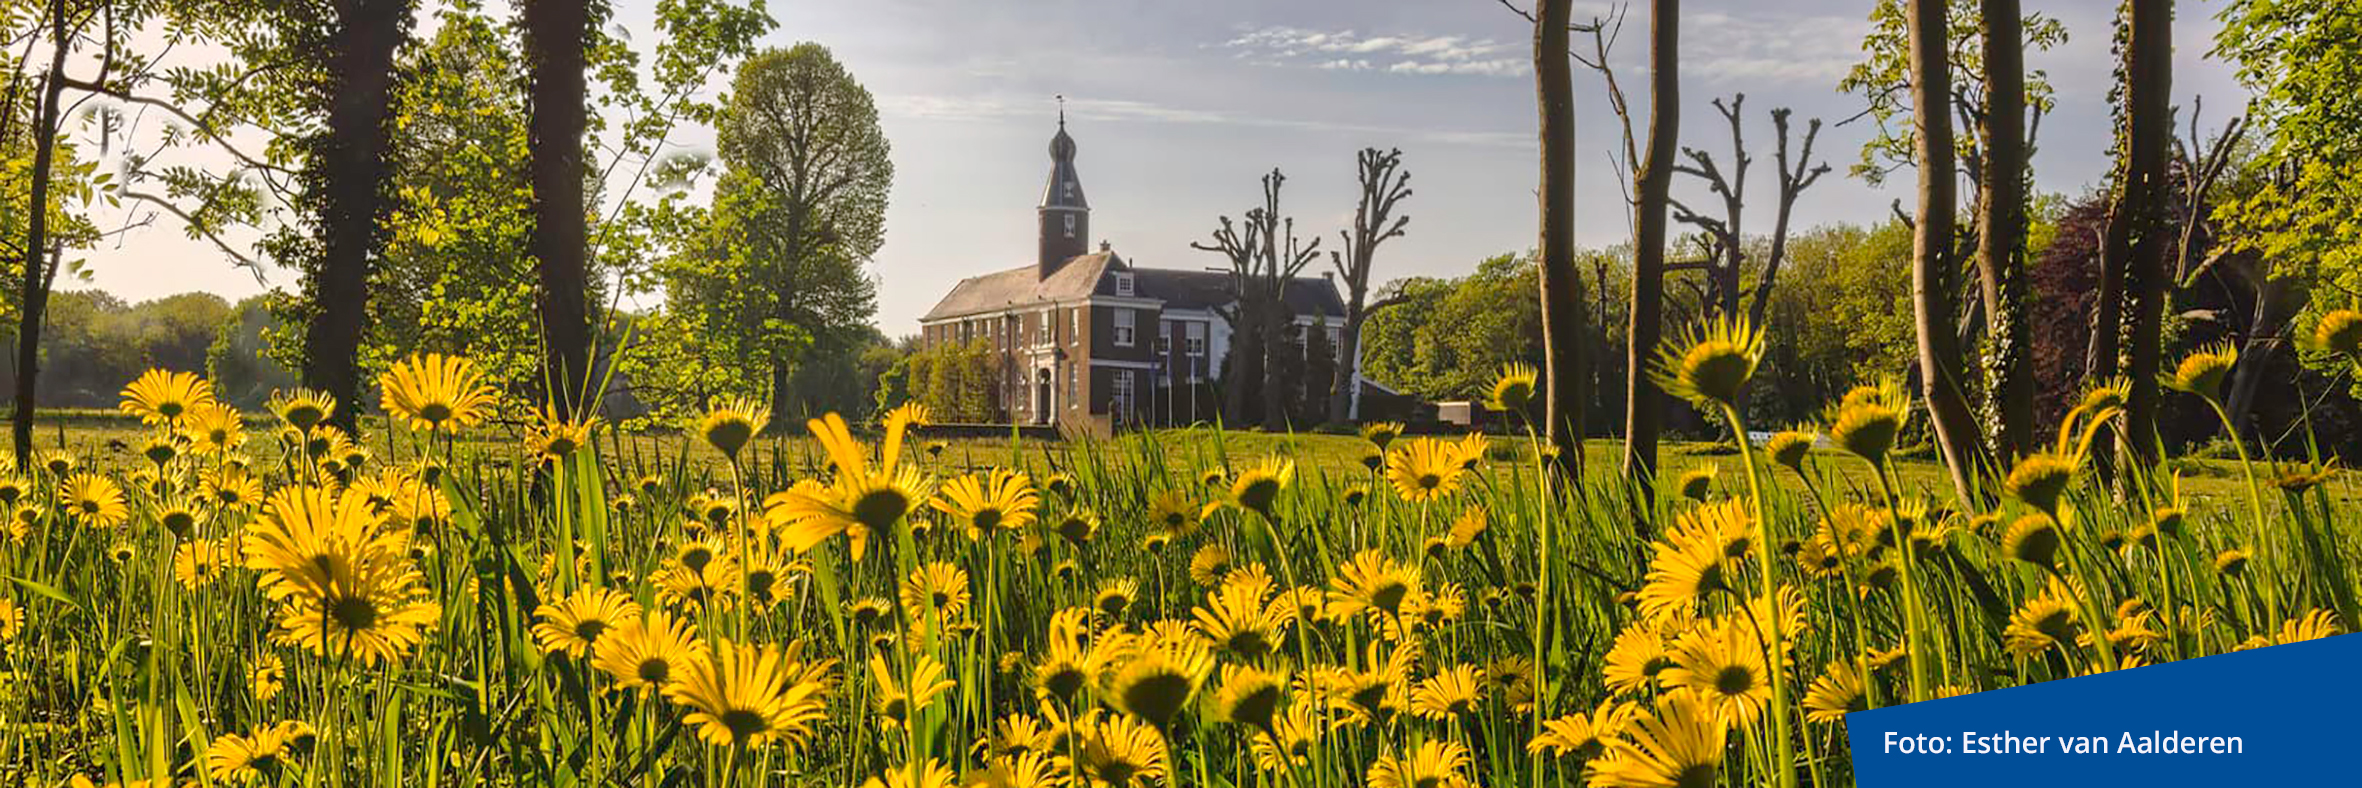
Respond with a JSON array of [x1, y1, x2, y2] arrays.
[[1846, 634, 2357, 786]]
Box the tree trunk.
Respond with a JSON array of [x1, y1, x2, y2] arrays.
[[2222, 274, 2292, 446], [1905, 0, 1989, 502], [301, 0, 410, 434], [1261, 300, 1289, 431], [10, 0, 67, 467], [1623, 0, 1679, 499], [1223, 307, 1258, 426], [526, 0, 595, 418], [1329, 310, 1364, 423], [2117, 0, 2174, 462], [1977, 0, 2036, 460], [1534, 0, 1587, 473]]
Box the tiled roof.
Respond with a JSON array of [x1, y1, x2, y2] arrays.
[[921, 253, 1349, 322]]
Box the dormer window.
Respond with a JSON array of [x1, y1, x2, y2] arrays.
[[1114, 272, 1134, 297]]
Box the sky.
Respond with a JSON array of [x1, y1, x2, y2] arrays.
[[77, 0, 2252, 338]]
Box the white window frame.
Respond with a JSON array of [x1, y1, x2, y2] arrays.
[[1113, 310, 1136, 347], [1114, 272, 1134, 297], [1185, 321, 1207, 357], [1111, 370, 1134, 414]]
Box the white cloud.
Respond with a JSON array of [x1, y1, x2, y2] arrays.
[[875, 91, 1527, 149], [1220, 26, 1530, 78]]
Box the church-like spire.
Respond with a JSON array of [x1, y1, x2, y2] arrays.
[[1038, 99, 1090, 279]]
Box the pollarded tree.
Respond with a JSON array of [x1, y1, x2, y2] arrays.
[[1326, 147, 1411, 425]]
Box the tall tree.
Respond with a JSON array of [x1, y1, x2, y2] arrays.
[[1573, 2, 1680, 499], [525, 0, 593, 416], [1251, 170, 1322, 431], [1326, 147, 1411, 425], [1191, 213, 1262, 425], [2104, 0, 2175, 462], [1905, 0, 1990, 502], [1533, 0, 1586, 471], [699, 43, 892, 426], [11, 0, 74, 465], [1976, 0, 2036, 459]]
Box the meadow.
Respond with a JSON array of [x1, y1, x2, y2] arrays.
[[3, 317, 2360, 788]]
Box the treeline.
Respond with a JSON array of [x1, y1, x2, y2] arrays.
[[0, 292, 292, 411]]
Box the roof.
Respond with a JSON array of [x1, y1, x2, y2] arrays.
[[921, 252, 1123, 321], [923, 256, 1349, 322]]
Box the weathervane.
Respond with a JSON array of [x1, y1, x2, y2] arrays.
[[1056, 94, 1066, 128]]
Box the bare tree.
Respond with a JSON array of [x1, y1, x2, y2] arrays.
[[1327, 148, 1412, 424], [1533, 0, 1587, 473], [2172, 106, 2276, 440], [1666, 97, 1829, 355], [1906, 0, 1990, 502], [1573, 1, 1679, 504], [1191, 213, 1262, 426], [1254, 170, 1323, 430]]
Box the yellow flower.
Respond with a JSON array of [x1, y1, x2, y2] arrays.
[[1326, 549, 1421, 620], [1408, 663, 1485, 721], [766, 411, 931, 559], [243, 486, 440, 665], [377, 353, 497, 433], [1102, 637, 1214, 727], [898, 561, 972, 619], [1803, 659, 1867, 724], [1828, 378, 1910, 467], [2003, 453, 2078, 517], [930, 468, 1039, 535], [665, 639, 833, 749], [2002, 513, 2062, 571], [526, 405, 599, 461], [1444, 506, 1487, 549], [250, 652, 285, 702], [179, 402, 246, 455], [1188, 543, 1235, 588], [2163, 341, 2238, 403], [532, 587, 642, 658], [1385, 437, 1466, 503], [1249, 699, 1323, 773], [858, 760, 959, 788], [1651, 316, 1764, 408], [1367, 740, 1475, 788], [268, 388, 337, 431], [1359, 420, 1405, 451], [1191, 571, 1289, 660], [1060, 710, 1169, 787], [1593, 688, 1727, 788], [205, 720, 308, 782], [120, 368, 214, 424], [1210, 665, 1286, 732], [1146, 489, 1203, 536], [62, 473, 129, 528], [1485, 361, 1539, 412], [1530, 697, 1641, 759], [1675, 465, 1717, 502], [2003, 584, 2081, 659], [173, 538, 235, 589], [0, 597, 20, 642], [591, 610, 705, 694], [1765, 429, 1817, 471], [2301, 308, 2362, 361], [1657, 618, 1772, 727], [870, 651, 956, 730], [1229, 457, 1294, 516]]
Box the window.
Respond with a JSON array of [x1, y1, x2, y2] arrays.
[[1062, 180, 1074, 200], [1185, 322, 1207, 356], [1113, 310, 1135, 347], [1063, 214, 1076, 238], [1114, 272, 1134, 297], [1112, 371, 1134, 415], [1326, 327, 1342, 357], [1066, 362, 1078, 407], [1070, 307, 1081, 341], [1155, 322, 1171, 355]]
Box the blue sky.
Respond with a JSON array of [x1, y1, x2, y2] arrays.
[[81, 0, 2249, 337]]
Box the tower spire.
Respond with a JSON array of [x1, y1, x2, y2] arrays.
[[1057, 93, 1066, 128], [1038, 107, 1089, 279]]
